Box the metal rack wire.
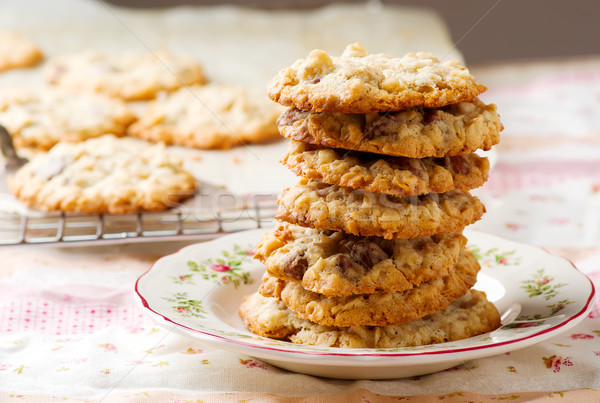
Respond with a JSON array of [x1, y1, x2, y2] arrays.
[[0, 193, 278, 246]]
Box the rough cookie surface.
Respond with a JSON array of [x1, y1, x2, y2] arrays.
[[254, 222, 466, 296], [239, 289, 500, 348], [259, 249, 480, 327], [277, 99, 501, 158], [9, 135, 197, 214], [267, 43, 486, 113], [276, 179, 485, 239], [0, 87, 136, 150], [0, 31, 43, 71], [282, 141, 489, 196], [128, 84, 283, 149], [45, 50, 205, 101]]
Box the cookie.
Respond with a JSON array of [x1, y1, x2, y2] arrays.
[[277, 99, 502, 158], [8, 135, 197, 214], [282, 141, 489, 197], [259, 249, 480, 327], [0, 31, 43, 72], [45, 50, 205, 101], [276, 179, 485, 240], [239, 289, 500, 348], [267, 43, 486, 113], [128, 84, 283, 149], [0, 87, 136, 150], [254, 222, 466, 296]]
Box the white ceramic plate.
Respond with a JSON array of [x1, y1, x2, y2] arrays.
[[135, 228, 595, 379]]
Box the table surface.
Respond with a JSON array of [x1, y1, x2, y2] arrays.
[[1, 2, 600, 402]]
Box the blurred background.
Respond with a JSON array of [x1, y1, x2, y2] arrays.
[[107, 0, 600, 66]]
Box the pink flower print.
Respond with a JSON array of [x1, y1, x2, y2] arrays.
[[210, 263, 231, 272], [239, 358, 267, 370], [570, 333, 594, 340], [593, 351, 600, 356], [0, 364, 11, 371], [221, 276, 230, 284], [550, 218, 569, 225], [505, 222, 524, 231], [98, 343, 117, 353], [176, 307, 189, 313], [515, 322, 538, 329], [537, 278, 550, 285], [542, 355, 573, 373], [182, 347, 203, 355]]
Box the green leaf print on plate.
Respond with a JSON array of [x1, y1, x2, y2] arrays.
[[172, 243, 254, 288], [468, 245, 521, 267], [521, 268, 567, 300], [164, 292, 207, 318]]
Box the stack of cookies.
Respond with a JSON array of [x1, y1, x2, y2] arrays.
[[239, 43, 503, 348]]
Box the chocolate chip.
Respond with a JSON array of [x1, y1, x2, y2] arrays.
[[449, 155, 470, 175], [424, 111, 441, 123], [336, 255, 362, 282], [282, 252, 308, 280], [350, 242, 374, 269], [350, 241, 389, 272], [276, 109, 308, 126], [364, 115, 387, 139]]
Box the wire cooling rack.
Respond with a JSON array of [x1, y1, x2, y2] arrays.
[[0, 193, 277, 246]]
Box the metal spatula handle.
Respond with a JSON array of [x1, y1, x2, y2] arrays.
[[0, 124, 28, 171]]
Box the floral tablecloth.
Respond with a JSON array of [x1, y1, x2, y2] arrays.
[[1, 59, 600, 402]]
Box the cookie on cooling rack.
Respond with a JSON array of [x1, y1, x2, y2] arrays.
[[0, 31, 43, 72], [0, 87, 136, 150], [128, 84, 283, 149], [8, 135, 197, 214], [45, 50, 205, 101]]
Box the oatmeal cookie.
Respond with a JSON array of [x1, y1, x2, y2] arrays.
[[8, 135, 197, 214], [259, 249, 480, 327], [0, 31, 43, 72], [45, 50, 205, 101], [277, 99, 501, 158], [0, 87, 136, 150], [239, 289, 500, 348], [128, 84, 283, 149], [254, 222, 466, 296], [282, 141, 489, 196], [276, 179, 485, 239], [267, 43, 486, 113]]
